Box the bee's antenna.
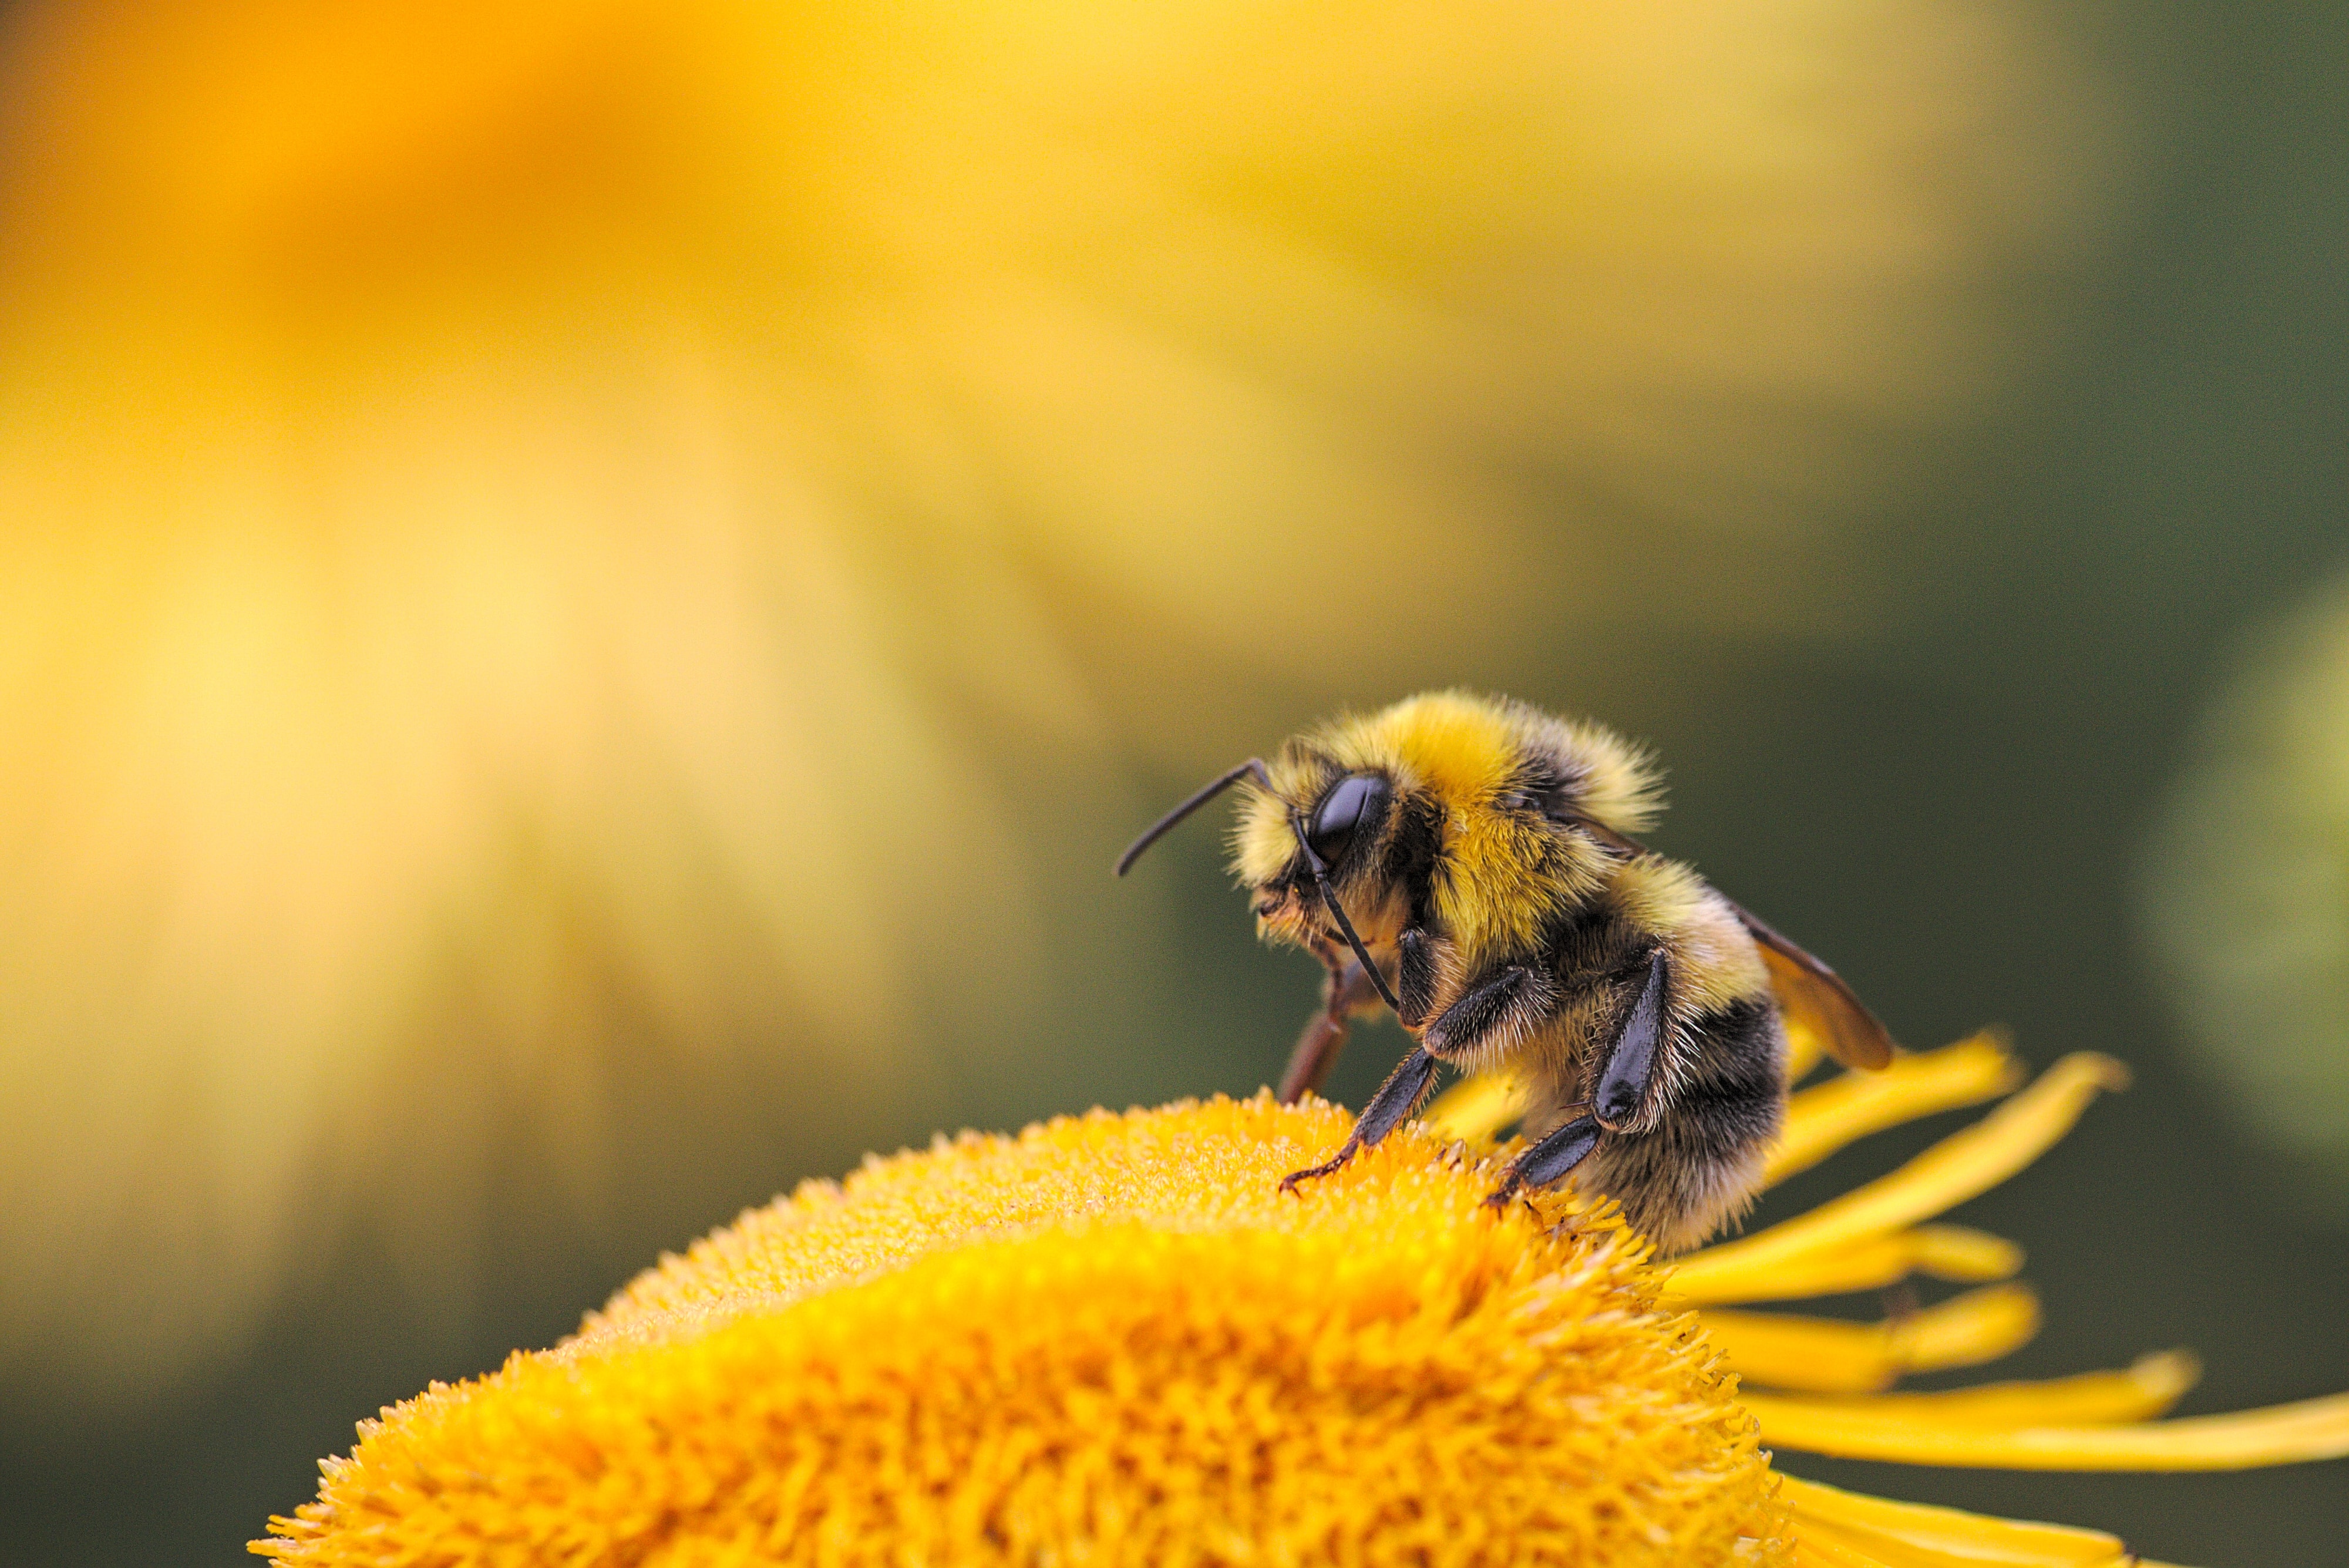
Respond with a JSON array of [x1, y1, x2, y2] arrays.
[[1116, 753, 1403, 1018], [1114, 758, 1273, 876], [1295, 826, 1403, 1014]]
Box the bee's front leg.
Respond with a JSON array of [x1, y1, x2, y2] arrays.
[[1277, 954, 1390, 1103]]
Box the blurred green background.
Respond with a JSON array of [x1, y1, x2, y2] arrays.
[[1, 1, 2344, 1563]]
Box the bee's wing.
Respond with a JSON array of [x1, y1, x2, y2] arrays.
[[1556, 811, 1893, 1072], [1729, 906, 1894, 1071]]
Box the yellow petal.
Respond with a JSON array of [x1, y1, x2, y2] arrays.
[[1783, 1018, 1829, 1087], [1769, 1032, 2024, 1187], [1890, 1283, 2044, 1375], [1792, 1533, 1897, 1567], [1671, 1224, 2022, 1308], [1421, 1068, 1526, 1146], [1674, 1055, 2128, 1301], [1795, 1516, 2132, 1568], [1753, 1352, 2199, 1430], [1704, 1284, 2039, 1395], [1748, 1387, 2349, 1469], [1779, 1474, 2135, 1567], [1901, 1226, 2029, 1285]]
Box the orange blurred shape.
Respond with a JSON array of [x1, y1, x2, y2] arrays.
[[0, 0, 2111, 1411]]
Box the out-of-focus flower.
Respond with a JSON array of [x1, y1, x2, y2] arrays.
[[2142, 573, 2349, 1220], [256, 1042, 2348, 1566], [0, 0, 2111, 1404]]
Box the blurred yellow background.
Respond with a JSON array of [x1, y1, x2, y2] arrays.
[[1, 1, 2344, 1564]]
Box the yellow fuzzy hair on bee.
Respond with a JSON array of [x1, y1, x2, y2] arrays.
[[1234, 692, 1661, 967]]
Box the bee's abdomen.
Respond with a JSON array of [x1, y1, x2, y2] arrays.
[[1672, 995, 1787, 1147]]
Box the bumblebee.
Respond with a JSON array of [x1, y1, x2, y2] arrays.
[[1116, 691, 1891, 1250]]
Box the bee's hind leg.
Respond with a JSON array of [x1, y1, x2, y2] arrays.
[[1280, 1046, 1439, 1194], [1484, 949, 1670, 1213], [1594, 951, 1671, 1131], [1483, 1114, 1601, 1211]]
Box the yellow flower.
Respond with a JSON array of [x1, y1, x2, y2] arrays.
[[255, 1096, 1779, 1565], [254, 1034, 2349, 1566]]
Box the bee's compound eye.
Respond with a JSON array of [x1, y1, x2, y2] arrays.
[[1307, 773, 1388, 863]]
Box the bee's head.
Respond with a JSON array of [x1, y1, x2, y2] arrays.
[[1115, 747, 1415, 1008], [1230, 759, 1399, 929], [1226, 750, 1449, 1018], [1117, 692, 1661, 990]]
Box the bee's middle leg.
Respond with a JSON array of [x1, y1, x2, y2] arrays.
[[1285, 954, 1561, 1196], [1421, 962, 1551, 1056]]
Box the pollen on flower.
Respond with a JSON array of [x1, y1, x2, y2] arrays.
[[254, 1094, 1787, 1567]]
